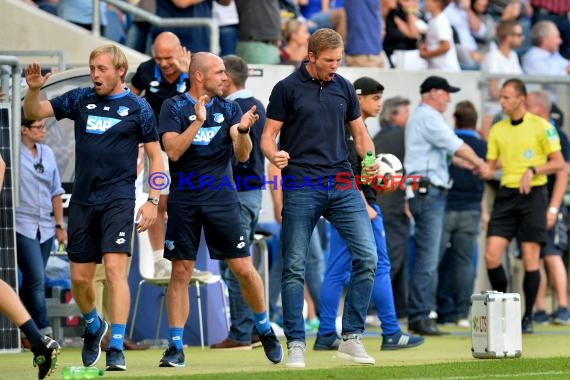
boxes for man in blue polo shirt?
[157,52,282,368]
[23,44,164,371]
[261,28,378,368]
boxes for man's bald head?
[153,32,182,53]
[189,52,221,76]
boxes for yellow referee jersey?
[487,112,561,188]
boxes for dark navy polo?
[130,58,190,119]
[158,93,243,205]
[266,62,359,182]
[232,96,266,191]
[50,87,158,205]
[446,129,487,211]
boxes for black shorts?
[67,199,135,263]
[487,185,548,244]
[164,202,250,261]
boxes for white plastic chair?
[129,229,228,348]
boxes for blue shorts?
[164,202,250,261]
[67,199,135,263]
[541,208,568,257]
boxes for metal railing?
[0,56,21,206]
[92,0,220,54]
[0,50,65,73]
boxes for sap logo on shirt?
[193,126,221,145]
[86,115,121,134]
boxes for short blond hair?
[89,44,129,82]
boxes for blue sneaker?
[381,331,425,350]
[159,345,185,368]
[82,317,108,367]
[106,348,127,371]
[33,335,60,380]
[533,310,550,325]
[553,307,570,325]
[257,327,283,364]
[313,332,341,350]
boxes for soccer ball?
[375,153,403,187]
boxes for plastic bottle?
[61,366,104,379]
[360,151,376,184]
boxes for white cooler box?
[471,291,522,359]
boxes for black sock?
[487,266,507,292]
[523,270,540,319]
[20,319,43,352]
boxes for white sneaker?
[337,334,375,365]
[154,258,172,278]
[192,268,213,282]
[286,341,306,368]
[457,319,471,328]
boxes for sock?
[82,308,101,335]
[20,319,44,352]
[169,327,184,350]
[523,270,540,319]
[254,311,270,335]
[109,324,126,351]
[487,266,507,292]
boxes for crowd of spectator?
[21,0,570,70]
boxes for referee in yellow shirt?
[484,78,566,334]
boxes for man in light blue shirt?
[16,116,66,340]
[404,76,488,336]
[522,20,569,76]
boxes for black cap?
[353,77,384,96]
[420,76,460,94]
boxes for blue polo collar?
[154,64,189,93]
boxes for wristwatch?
[55,223,66,229]
[548,206,559,215]
[528,166,537,175]
[147,197,159,206]
[237,125,250,134]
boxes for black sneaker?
[408,318,449,336]
[159,345,185,367]
[257,327,283,364]
[33,335,60,380]
[106,348,127,371]
[81,317,108,367]
[522,316,533,334]
[313,332,341,350]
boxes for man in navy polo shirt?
[157,52,282,368]
[23,44,164,371]
[261,28,378,368]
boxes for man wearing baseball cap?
[404,76,489,336]
[316,76,424,351]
